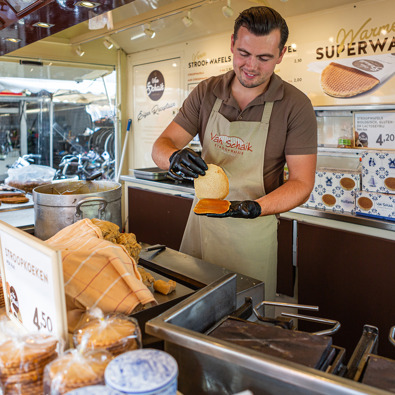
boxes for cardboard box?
[355,190,395,221]
[361,150,395,194]
[303,169,360,214]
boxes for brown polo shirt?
[174,70,317,194]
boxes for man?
[152,6,317,303]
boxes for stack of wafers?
[44,349,112,394]
[73,314,141,356]
[0,334,58,394]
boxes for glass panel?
[0,62,116,182]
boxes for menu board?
[183,32,232,90]
[278,0,395,106]
[354,111,395,149]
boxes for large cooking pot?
[33,180,122,240]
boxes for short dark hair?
[234,7,289,52]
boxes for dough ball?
[194,164,229,200]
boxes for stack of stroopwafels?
[73,314,141,357]
[0,334,58,394]
[0,190,29,206]
[44,349,112,394]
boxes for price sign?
[354,111,395,150]
[0,220,67,341]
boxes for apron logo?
[211,132,253,154]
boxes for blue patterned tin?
[104,349,178,395]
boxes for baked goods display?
[0,334,59,394]
[43,349,112,394]
[73,310,141,356]
[321,62,379,98]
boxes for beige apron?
[180,98,278,302]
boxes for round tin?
[104,349,178,395]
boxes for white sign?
[132,58,181,169]
[0,221,67,341]
[354,111,395,150]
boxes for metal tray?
[133,167,168,181]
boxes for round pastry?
[44,350,111,394]
[384,177,395,191]
[194,164,229,200]
[357,196,373,211]
[322,194,336,207]
[339,177,356,191]
[0,195,29,204]
[0,334,58,395]
[73,316,140,356]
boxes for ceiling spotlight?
[5,37,21,43]
[144,24,156,39]
[182,10,193,28]
[76,1,100,8]
[75,45,85,57]
[103,38,113,50]
[33,22,54,28]
[222,0,233,18]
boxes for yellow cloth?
[46,219,156,315]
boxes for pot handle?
[75,197,108,220]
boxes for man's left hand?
[205,200,261,219]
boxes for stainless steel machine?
[146,274,392,395]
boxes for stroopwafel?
[73,315,141,356]
[321,62,379,98]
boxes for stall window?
[0,60,116,181]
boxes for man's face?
[231,26,286,89]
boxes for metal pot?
[33,180,122,240]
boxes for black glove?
[168,148,208,181]
[207,200,261,219]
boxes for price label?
[354,111,395,150]
[0,221,67,341]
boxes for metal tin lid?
[104,349,178,394]
[65,385,122,394]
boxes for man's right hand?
[168,148,208,181]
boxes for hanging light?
[75,45,85,57]
[182,10,193,28]
[222,0,234,18]
[144,24,156,38]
